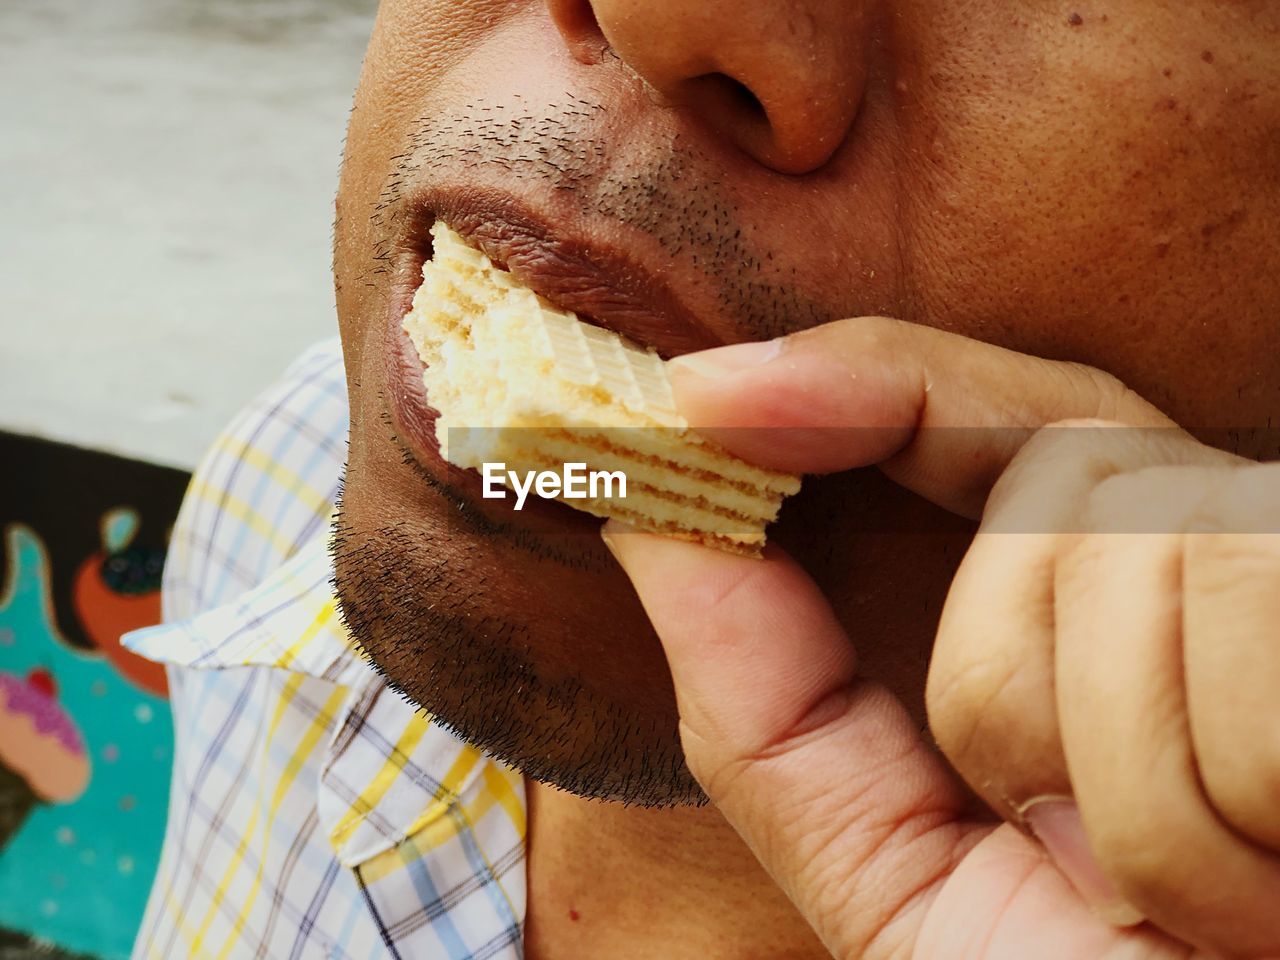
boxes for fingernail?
[668,338,785,379]
[1022,797,1145,927]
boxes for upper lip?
[392,187,723,358]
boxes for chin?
[329,433,706,807]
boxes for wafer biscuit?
[402,220,801,555]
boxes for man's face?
[331,0,1280,805]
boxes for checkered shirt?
[124,339,527,960]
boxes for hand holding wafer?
[605,317,1280,959]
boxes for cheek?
[893,6,1280,426]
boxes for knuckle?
[837,314,901,337]
[1059,361,1126,413]
[1054,529,1110,585]
[1218,461,1280,504]
[1082,470,1155,532]
[684,745,745,807]
[1011,418,1125,481]
[1053,361,1151,425]
[1185,529,1280,589]
[816,315,901,353]
[1083,464,1225,535]
[1185,465,1280,536]
[679,718,771,813]
[1201,744,1280,841]
[1088,815,1185,909]
[926,647,1037,775]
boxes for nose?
[548,0,874,175]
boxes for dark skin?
[331,2,1280,956]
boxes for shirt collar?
[123,529,363,685]
[124,532,527,875]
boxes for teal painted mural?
[0,524,173,959]
[0,432,190,959]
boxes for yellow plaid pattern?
[125,340,527,960]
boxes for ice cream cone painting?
[0,667,90,850]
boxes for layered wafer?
[402,220,802,555]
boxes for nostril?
[679,72,770,138]
[705,74,766,122]
[555,0,863,174]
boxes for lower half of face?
[330,1,1280,805]
[332,467,696,804]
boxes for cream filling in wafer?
[402,220,802,555]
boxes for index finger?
[668,317,1176,517]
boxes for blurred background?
[2,0,373,468]
[0,0,375,955]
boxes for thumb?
[668,317,1176,518]
[601,521,983,959]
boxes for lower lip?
[382,263,604,535]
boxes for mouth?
[389,188,721,358]
[383,187,722,533]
